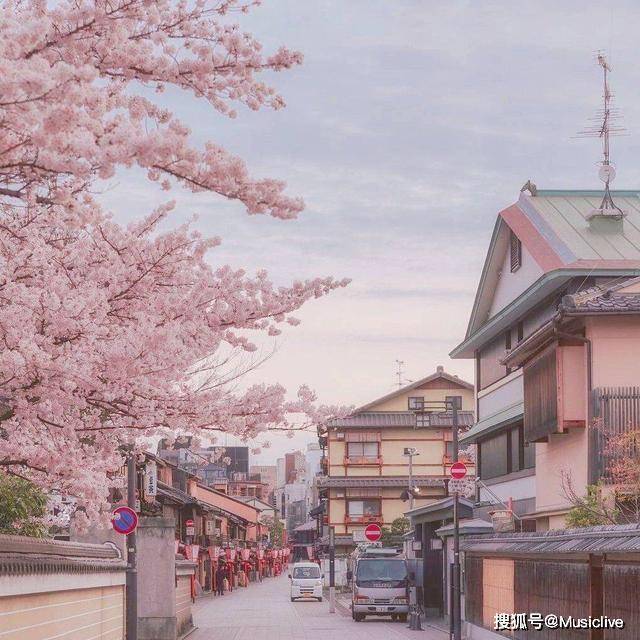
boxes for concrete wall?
[137,517,178,640]
[588,316,640,386]
[0,535,126,640]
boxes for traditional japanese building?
[451,188,640,530]
[317,366,474,548]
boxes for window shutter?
[510,230,522,272]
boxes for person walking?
[215,561,226,596]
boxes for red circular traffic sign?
[185,519,194,527]
[450,461,468,480]
[364,523,382,542]
[112,506,138,535]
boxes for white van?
[289,562,323,602]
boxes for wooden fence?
[592,386,640,482]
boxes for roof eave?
[450,267,640,359]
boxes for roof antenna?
[577,52,626,220]
[394,359,412,390]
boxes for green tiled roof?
[460,402,524,444]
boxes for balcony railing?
[345,514,381,525]
[343,456,383,466]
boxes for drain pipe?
[552,316,594,484]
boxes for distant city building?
[249,465,277,504]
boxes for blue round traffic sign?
[112,506,138,535]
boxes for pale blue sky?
[106,0,640,462]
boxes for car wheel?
[318,597,323,602]
[398,614,408,623]
[354,613,364,622]
[391,614,398,621]
[290,597,295,602]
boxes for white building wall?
[477,372,523,420]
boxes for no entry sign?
[364,523,382,542]
[112,506,138,535]
[450,461,468,480]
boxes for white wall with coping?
[0,569,125,597]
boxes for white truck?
[347,547,410,623]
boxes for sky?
[105,0,640,464]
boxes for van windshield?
[293,566,320,579]
[355,559,407,588]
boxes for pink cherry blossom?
[0,0,350,524]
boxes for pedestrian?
[215,561,226,596]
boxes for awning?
[460,402,524,445]
[309,504,325,517]
[405,496,474,523]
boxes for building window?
[408,396,424,410]
[445,395,462,410]
[445,441,454,459]
[517,321,524,343]
[347,499,381,517]
[478,432,509,479]
[346,441,378,461]
[510,230,522,272]
[478,422,534,480]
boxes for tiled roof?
[327,410,475,429]
[561,276,640,314]
[316,476,445,488]
[354,368,473,413]
[461,523,640,555]
[293,520,316,532]
[157,481,197,506]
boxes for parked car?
[289,562,323,602]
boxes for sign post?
[126,453,138,640]
[449,401,462,640]
[328,526,336,613]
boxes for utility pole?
[403,447,419,510]
[450,399,462,640]
[328,526,336,613]
[126,453,138,640]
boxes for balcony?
[345,514,381,525]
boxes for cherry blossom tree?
[0,0,348,525]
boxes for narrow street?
[190,574,448,640]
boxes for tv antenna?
[576,52,625,218]
[394,359,412,389]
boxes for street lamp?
[403,447,420,510]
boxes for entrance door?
[421,523,443,616]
